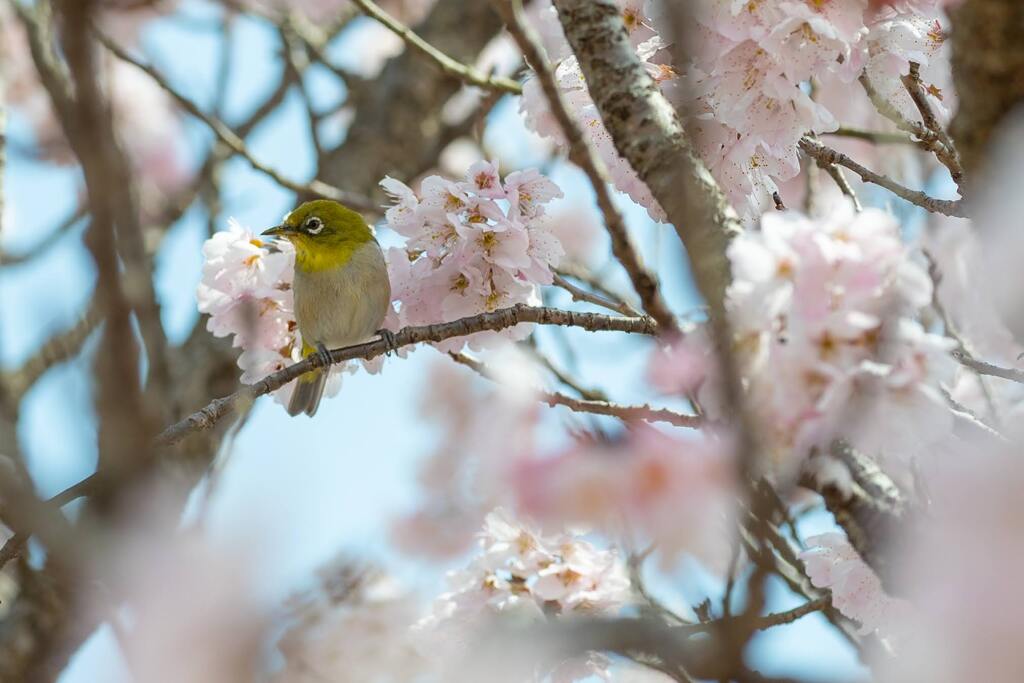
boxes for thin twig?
[350,0,522,94]
[495,0,678,335]
[824,126,916,145]
[901,62,963,187]
[95,31,377,213]
[552,272,641,317]
[950,349,1024,384]
[799,137,966,217]
[449,351,700,428]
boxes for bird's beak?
[261,225,286,237]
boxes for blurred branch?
[950,349,1024,384]
[949,0,1024,175]
[449,351,701,428]
[798,137,966,217]
[351,0,521,94]
[824,127,915,145]
[1,299,102,404]
[551,273,641,317]
[158,305,658,445]
[320,0,504,196]
[95,31,378,213]
[495,0,678,334]
[0,205,87,266]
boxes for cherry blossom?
[418,508,630,679]
[723,199,954,473]
[800,532,912,637]
[381,164,564,352]
[196,220,346,408]
[516,424,736,572]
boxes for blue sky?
[0,2,869,680]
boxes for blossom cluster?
[196,220,344,407]
[724,199,955,473]
[418,508,630,680]
[519,0,950,219]
[800,532,911,637]
[381,161,565,351]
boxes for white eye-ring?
[305,216,324,234]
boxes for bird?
[262,199,392,417]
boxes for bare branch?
[2,300,102,403]
[824,127,916,145]
[352,0,521,94]
[95,31,377,214]
[901,62,964,187]
[799,137,967,217]
[551,273,642,317]
[950,349,1024,384]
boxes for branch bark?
[949,0,1024,176]
[159,305,658,445]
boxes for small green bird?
[262,199,392,417]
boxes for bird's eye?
[305,216,323,234]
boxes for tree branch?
[159,305,658,445]
[449,351,700,428]
[95,31,377,213]
[798,137,967,217]
[352,0,521,94]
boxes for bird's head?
[262,200,374,271]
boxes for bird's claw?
[315,342,333,367]
[378,329,398,356]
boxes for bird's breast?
[293,240,391,349]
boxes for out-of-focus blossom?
[92,496,266,683]
[419,508,630,680]
[516,424,736,572]
[392,352,540,558]
[879,443,1024,681]
[724,198,954,474]
[197,220,346,407]
[800,532,912,637]
[381,164,564,351]
[274,565,428,683]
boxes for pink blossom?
[380,165,564,352]
[726,199,954,472]
[800,532,912,637]
[197,220,350,409]
[516,424,737,572]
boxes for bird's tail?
[287,344,328,417]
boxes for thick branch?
[949,0,1024,175]
[159,305,658,444]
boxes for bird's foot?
[377,329,398,356]
[315,342,333,367]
